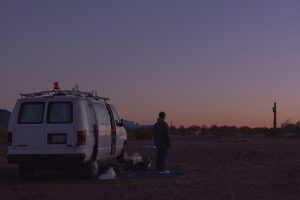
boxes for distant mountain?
[123,120,152,130]
[0,109,11,129]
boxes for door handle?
[17,144,27,147]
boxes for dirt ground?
[1,135,300,200]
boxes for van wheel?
[18,164,34,180]
[117,144,127,164]
[87,160,99,178]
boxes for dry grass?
[0,135,300,200]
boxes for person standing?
[153,111,171,173]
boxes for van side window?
[93,103,110,125]
[47,102,73,123]
[110,106,120,122]
[87,103,96,124]
[18,102,45,124]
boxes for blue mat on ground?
[121,170,184,179]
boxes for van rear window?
[47,102,73,123]
[18,102,45,124]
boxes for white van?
[7,84,127,178]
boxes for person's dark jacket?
[153,118,170,149]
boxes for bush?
[170,126,179,135]
[132,128,153,140]
[239,126,252,137]
[268,120,300,138]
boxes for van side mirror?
[118,119,124,127]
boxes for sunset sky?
[1,0,300,127]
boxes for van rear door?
[44,100,75,154]
[14,101,45,154]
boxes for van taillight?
[77,131,86,145]
[8,132,12,146]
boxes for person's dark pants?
[156,148,168,172]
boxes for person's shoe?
[159,170,170,174]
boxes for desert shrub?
[219,126,238,135]
[269,128,284,137]
[239,126,252,137]
[177,125,187,135]
[209,125,219,135]
[175,125,241,136]
[253,127,269,135]
[170,126,179,135]
[133,128,153,140]
[283,121,300,132]
[200,125,209,135]
[207,125,238,136]
[187,125,201,132]
[268,120,300,138]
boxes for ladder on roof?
[20,90,109,101]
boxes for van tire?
[117,143,127,164]
[87,160,99,178]
[18,164,34,180]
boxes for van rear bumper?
[7,154,86,167]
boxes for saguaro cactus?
[272,102,277,129]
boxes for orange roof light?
[53,82,60,90]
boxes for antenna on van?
[91,89,98,97]
[72,84,79,91]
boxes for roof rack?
[20,90,109,101]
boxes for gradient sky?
[1,0,300,127]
